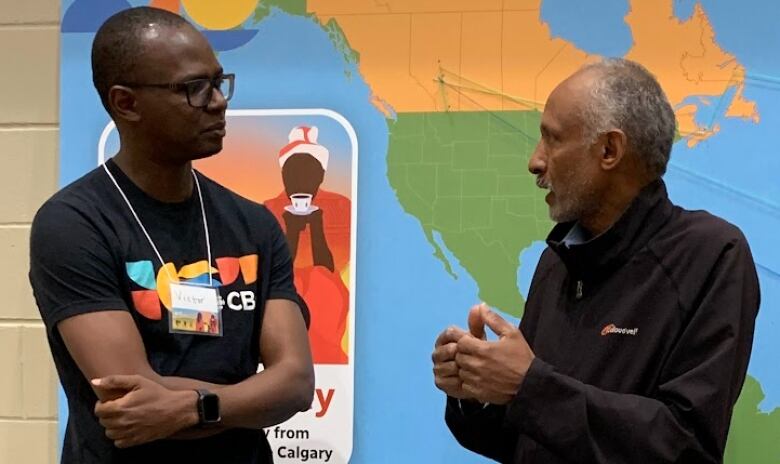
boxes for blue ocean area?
[540,0,632,57]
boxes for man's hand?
[456,304,535,405]
[468,303,487,340]
[432,325,471,399]
[93,375,199,448]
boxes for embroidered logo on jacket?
[601,323,639,336]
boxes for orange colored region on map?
[625,1,759,144]
[308,0,759,146]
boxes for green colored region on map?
[387,111,552,317]
[253,0,309,24]
[322,18,360,70]
[253,1,358,75]
[725,375,780,463]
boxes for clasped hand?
[432,303,535,405]
[92,375,198,448]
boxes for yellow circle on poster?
[181,0,259,30]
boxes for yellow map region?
[308,0,759,147]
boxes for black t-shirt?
[29,159,299,463]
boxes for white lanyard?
[102,162,213,286]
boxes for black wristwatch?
[195,389,221,426]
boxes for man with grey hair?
[432,58,759,463]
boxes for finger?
[457,333,489,356]
[434,375,463,396]
[435,326,467,347]
[92,374,142,392]
[455,351,482,371]
[98,414,129,429]
[104,426,131,441]
[447,389,472,400]
[114,438,138,449]
[434,374,461,388]
[94,400,122,418]
[432,360,459,377]
[99,414,128,430]
[461,382,483,402]
[467,304,486,340]
[457,366,481,384]
[480,304,516,337]
[431,342,458,363]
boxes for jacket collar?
[546,179,674,281]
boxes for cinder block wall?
[0,1,61,462]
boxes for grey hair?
[579,58,676,177]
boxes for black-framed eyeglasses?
[120,73,235,108]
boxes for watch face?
[202,393,221,422]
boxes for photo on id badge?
[99,109,358,463]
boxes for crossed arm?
[58,298,314,448]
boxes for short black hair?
[91,6,192,114]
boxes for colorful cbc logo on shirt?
[125,254,258,320]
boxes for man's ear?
[599,129,627,171]
[108,85,141,123]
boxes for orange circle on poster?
[181,0,259,30]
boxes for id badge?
[169,282,222,337]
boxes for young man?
[29,7,313,463]
[433,58,760,463]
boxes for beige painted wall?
[0,0,61,462]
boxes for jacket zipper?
[576,280,584,300]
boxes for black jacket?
[446,180,760,463]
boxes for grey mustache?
[536,177,550,189]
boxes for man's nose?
[528,142,546,175]
[208,86,228,113]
